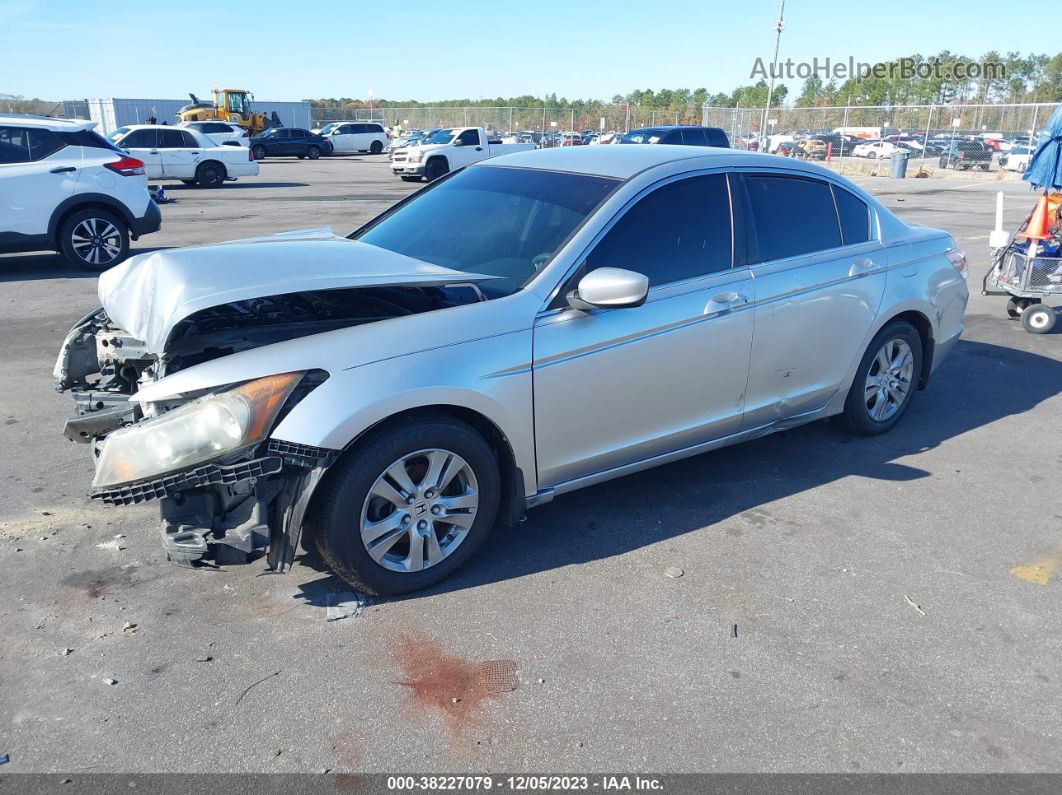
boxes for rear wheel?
[308,415,500,595]
[1022,304,1056,334]
[59,208,129,272]
[840,321,923,436]
[195,161,225,188]
[307,145,321,160]
[251,144,266,160]
[370,140,383,154]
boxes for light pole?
[761,0,786,140]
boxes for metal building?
[73,97,311,135]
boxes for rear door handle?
[50,166,76,174]
[705,291,749,314]
[849,258,878,277]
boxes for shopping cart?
[983,244,1062,333]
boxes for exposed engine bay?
[55,283,484,568]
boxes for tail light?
[104,156,145,176]
[241,130,249,138]
[386,132,391,140]
[946,248,969,279]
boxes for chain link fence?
[311,105,703,137]
[703,101,1058,179]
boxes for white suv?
[0,115,160,271]
[179,120,249,147]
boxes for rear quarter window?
[832,186,871,245]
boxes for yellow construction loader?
[177,89,269,136]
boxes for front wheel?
[59,208,129,272]
[840,321,923,436]
[307,145,321,160]
[251,145,266,160]
[425,158,448,182]
[308,415,501,595]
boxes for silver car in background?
[55,146,968,595]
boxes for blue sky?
[1,0,1054,102]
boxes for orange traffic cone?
[1022,195,1052,241]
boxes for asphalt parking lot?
[1,155,1060,774]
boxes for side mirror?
[567,267,649,311]
[453,139,464,147]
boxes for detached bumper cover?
[91,456,284,506]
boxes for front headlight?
[407,150,423,162]
[92,372,302,489]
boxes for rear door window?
[680,128,708,146]
[743,174,842,262]
[586,174,733,286]
[158,129,187,148]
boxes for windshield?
[424,128,458,145]
[106,127,130,143]
[353,166,619,294]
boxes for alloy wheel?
[864,339,914,422]
[70,218,122,266]
[359,448,479,573]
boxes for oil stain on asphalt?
[392,632,518,736]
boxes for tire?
[251,145,266,160]
[400,175,423,182]
[1022,304,1056,334]
[840,321,923,436]
[58,208,129,272]
[425,158,448,182]
[308,415,501,595]
[980,163,990,171]
[307,145,321,160]
[195,161,226,188]
[1006,297,1023,318]
[370,140,383,154]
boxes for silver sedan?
[57,145,969,595]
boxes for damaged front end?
[55,279,485,570]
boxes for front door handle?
[475,146,483,151]
[49,166,76,174]
[705,292,749,314]
[849,258,878,277]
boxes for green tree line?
[308,50,1061,111]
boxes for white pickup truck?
[390,127,535,181]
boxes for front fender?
[272,329,537,496]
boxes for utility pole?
[761,0,786,142]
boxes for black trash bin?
[890,150,909,178]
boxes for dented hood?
[98,228,492,354]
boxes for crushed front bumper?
[88,439,339,569]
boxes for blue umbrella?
[1023,103,1062,192]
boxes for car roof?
[483,145,835,180]
[0,113,96,132]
